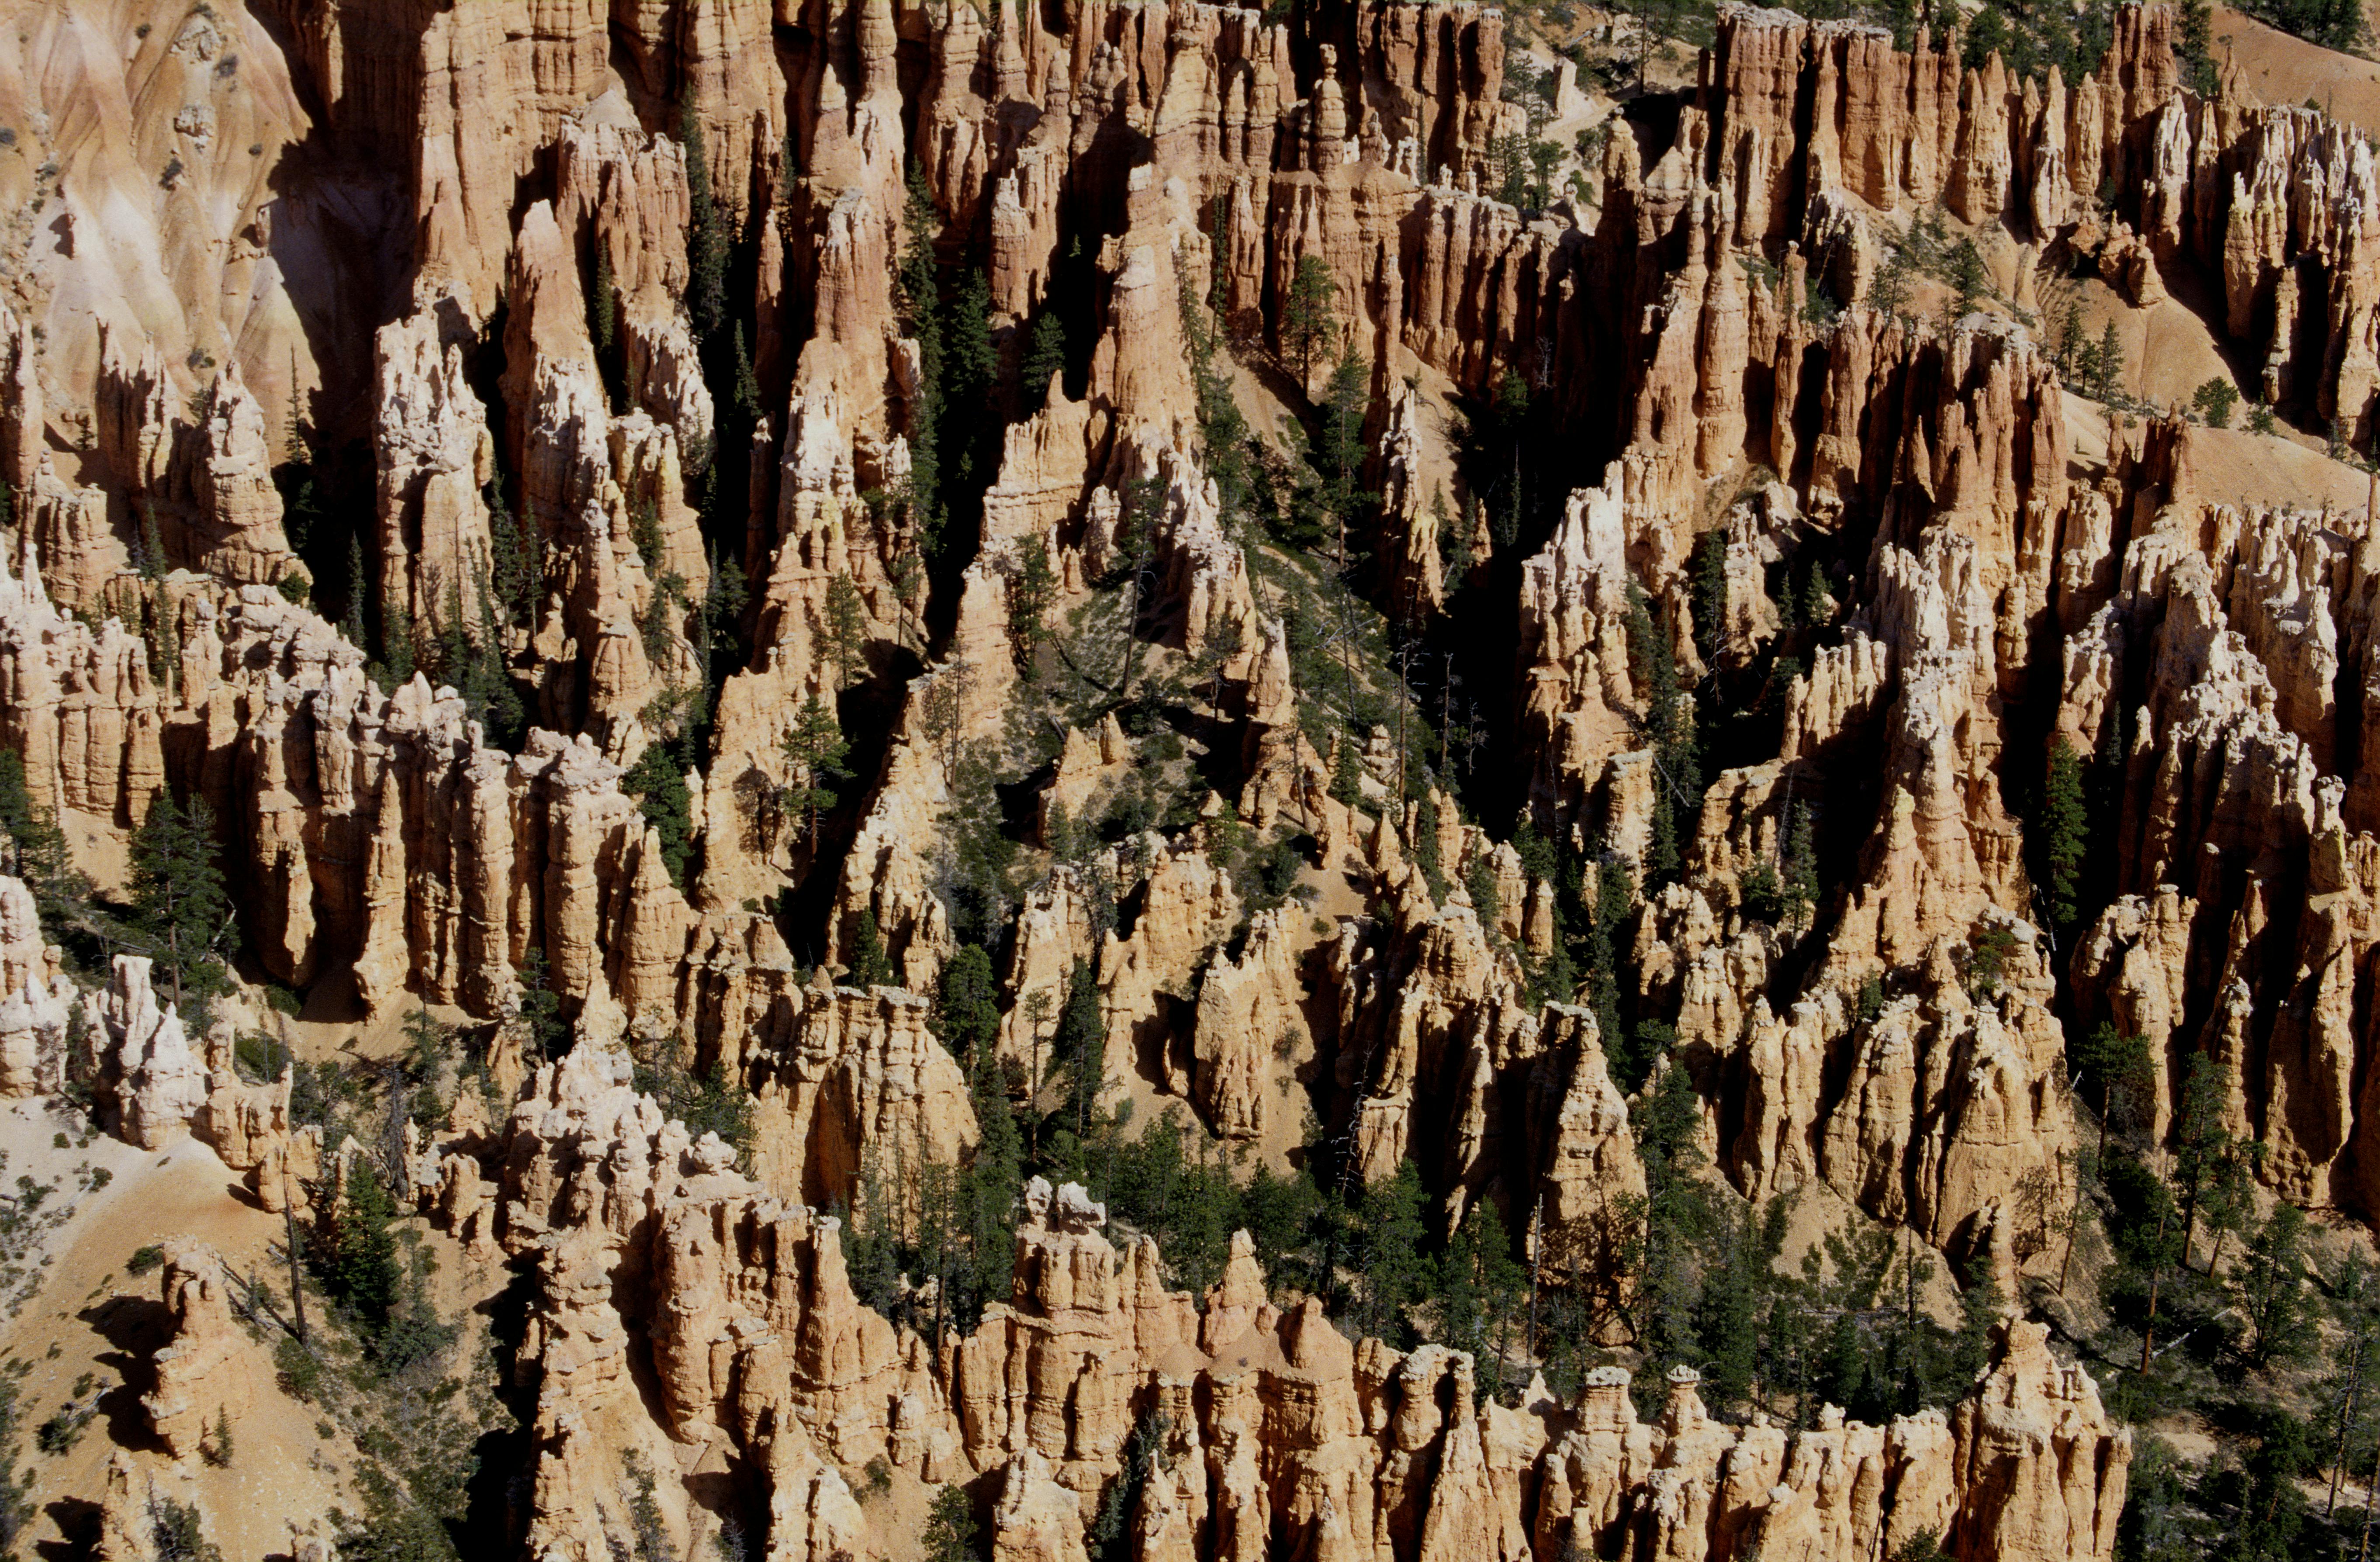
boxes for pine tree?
[517,947,566,1061]
[2095,318,2123,404]
[1316,348,1372,532]
[380,593,416,684]
[944,945,1019,1316]
[1357,1160,1429,1346]
[1412,792,1447,902]
[130,792,229,1014]
[936,944,1001,1063]
[1584,857,1633,1086]
[780,692,851,846]
[1693,1203,1769,1410]
[921,1486,977,1562]
[898,166,945,540]
[329,1156,402,1330]
[619,744,694,889]
[1329,734,1365,808]
[1689,529,1729,667]
[943,269,998,498]
[809,575,864,691]
[731,322,761,423]
[0,747,77,923]
[1056,958,1104,1139]
[2192,376,2241,429]
[2177,0,2217,92]
[342,533,369,647]
[1006,538,1056,669]
[1021,309,1067,411]
[1948,236,1988,317]
[2038,738,2089,941]
[847,909,895,988]
[680,87,726,339]
[1782,802,1819,931]
[591,249,616,354]
[1626,586,1698,889]
[1280,255,1337,386]
[2235,1204,2318,1370]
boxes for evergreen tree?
[731,321,762,424]
[1021,309,1068,410]
[1055,958,1104,1139]
[488,487,543,627]
[1006,538,1056,669]
[2235,1204,2318,1372]
[921,1485,977,1562]
[898,166,946,544]
[619,743,695,889]
[2192,376,2241,429]
[516,946,566,1061]
[591,249,616,354]
[2095,318,2123,404]
[847,909,895,988]
[1090,1410,1168,1562]
[1280,255,1338,386]
[2172,1051,2231,1264]
[1693,1202,1775,1410]
[943,945,1019,1320]
[381,597,416,685]
[2038,737,2089,941]
[1781,802,1819,931]
[1948,236,1989,317]
[680,87,727,339]
[1315,348,1372,535]
[826,573,867,688]
[779,692,851,846]
[942,268,999,508]
[1584,857,1633,1087]
[1412,792,1447,902]
[1356,1160,1429,1346]
[1625,586,1698,889]
[1440,1203,1528,1398]
[936,944,1001,1064]
[1689,528,1729,667]
[328,1156,402,1330]
[1329,734,1365,808]
[0,747,77,923]
[130,792,230,1013]
[342,533,370,650]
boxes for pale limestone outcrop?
[744,974,982,1223]
[1189,908,1310,1141]
[89,956,208,1151]
[1949,1320,2131,1562]
[141,1247,249,1463]
[0,873,67,1097]
[372,290,496,635]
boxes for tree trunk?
[2338,1327,2371,1516]
[282,1176,309,1345]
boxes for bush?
[127,1244,165,1276]
[275,1334,321,1401]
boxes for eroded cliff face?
[0,0,2363,1555]
[399,1042,2125,1562]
